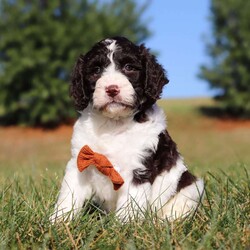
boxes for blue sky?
[140,0,214,98]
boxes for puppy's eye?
[124,64,135,72]
[93,66,102,75]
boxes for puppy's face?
[71,37,169,120]
[89,38,142,119]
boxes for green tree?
[200,0,250,117]
[0,0,150,126]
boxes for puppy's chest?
[90,127,151,173]
[74,120,160,174]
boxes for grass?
[0,98,250,249]
[1,171,249,249]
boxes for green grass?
[0,98,250,249]
[0,171,249,249]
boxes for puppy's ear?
[140,45,169,103]
[70,55,90,111]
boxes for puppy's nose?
[105,85,120,97]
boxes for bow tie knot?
[77,145,124,190]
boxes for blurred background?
[0,0,249,178]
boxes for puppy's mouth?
[96,101,135,119]
[101,101,133,111]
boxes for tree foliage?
[200,0,250,117]
[0,0,150,126]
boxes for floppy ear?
[140,45,169,104]
[70,55,90,111]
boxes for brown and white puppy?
[51,37,204,222]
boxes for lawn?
[0,98,249,249]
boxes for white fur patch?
[150,158,187,210]
[106,40,116,71]
[93,72,135,118]
[92,40,136,119]
[159,178,204,221]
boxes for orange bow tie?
[77,145,124,190]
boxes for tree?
[200,0,250,117]
[0,0,150,126]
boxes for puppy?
[51,37,204,222]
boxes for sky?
[140,0,215,98]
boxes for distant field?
[0,98,249,249]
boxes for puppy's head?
[70,37,169,120]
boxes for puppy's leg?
[150,159,204,221]
[116,182,151,222]
[160,178,204,221]
[150,159,187,218]
[50,159,92,222]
